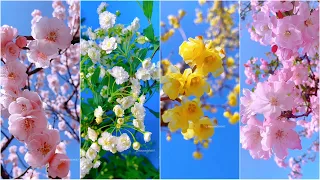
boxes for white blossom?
[98,132,117,153]
[108,66,129,85]
[99,11,116,30]
[113,105,124,117]
[116,133,131,152]
[144,132,152,142]
[100,37,117,54]
[87,47,101,64]
[94,106,104,118]
[87,127,98,142]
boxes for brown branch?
[14,166,31,179]
[1,135,14,153]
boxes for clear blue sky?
[160,1,239,178]
[1,1,80,179]
[239,11,319,179]
[81,1,160,169]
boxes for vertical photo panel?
[239,1,319,179]
[160,1,240,178]
[1,0,80,179]
[80,1,160,179]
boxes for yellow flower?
[223,111,232,118]
[195,48,224,77]
[226,57,235,67]
[178,9,186,18]
[229,112,240,124]
[162,106,189,132]
[162,65,187,100]
[179,36,205,65]
[181,98,203,124]
[227,91,237,106]
[233,84,240,94]
[193,151,203,160]
[198,0,206,6]
[168,15,180,28]
[184,68,210,97]
[193,117,214,141]
[182,128,195,140]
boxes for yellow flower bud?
[193,151,203,160]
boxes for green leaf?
[145,106,159,118]
[143,24,154,41]
[91,67,100,86]
[142,0,153,21]
[81,102,93,117]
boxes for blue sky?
[160,1,239,178]
[239,10,319,179]
[81,1,160,169]
[1,1,80,179]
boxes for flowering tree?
[1,0,80,178]
[160,0,239,159]
[80,1,159,178]
[240,1,319,178]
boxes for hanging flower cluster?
[240,1,319,178]
[1,0,80,178]
[80,2,159,178]
[160,0,239,159]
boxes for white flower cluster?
[81,125,152,178]
[81,40,101,64]
[99,11,116,30]
[107,66,129,85]
[122,17,140,34]
[136,58,160,81]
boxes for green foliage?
[84,154,159,179]
[143,0,153,22]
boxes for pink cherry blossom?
[27,40,57,68]
[31,17,72,55]
[48,153,70,178]
[15,36,28,48]
[240,117,271,160]
[25,129,60,168]
[274,16,303,50]
[4,42,20,61]
[0,61,27,88]
[0,25,18,55]
[0,84,22,108]
[8,110,47,142]
[262,119,302,159]
[251,81,295,119]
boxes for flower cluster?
[1,1,80,178]
[0,19,72,179]
[80,2,159,178]
[240,1,319,178]
[160,1,239,159]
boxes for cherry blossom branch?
[14,166,31,179]
[1,135,14,153]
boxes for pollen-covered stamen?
[23,118,35,131]
[188,103,197,113]
[8,72,16,80]
[204,55,215,65]
[38,52,47,60]
[37,142,52,156]
[304,18,313,27]
[21,104,27,111]
[284,30,291,36]
[46,31,58,42]
[275,129,286,139]
[269,97,279,106]
[191,77,200,86]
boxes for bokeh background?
[160,1,239,178]
[239,4,319,179]
[1,1,80,179]
[81,1,160,170]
